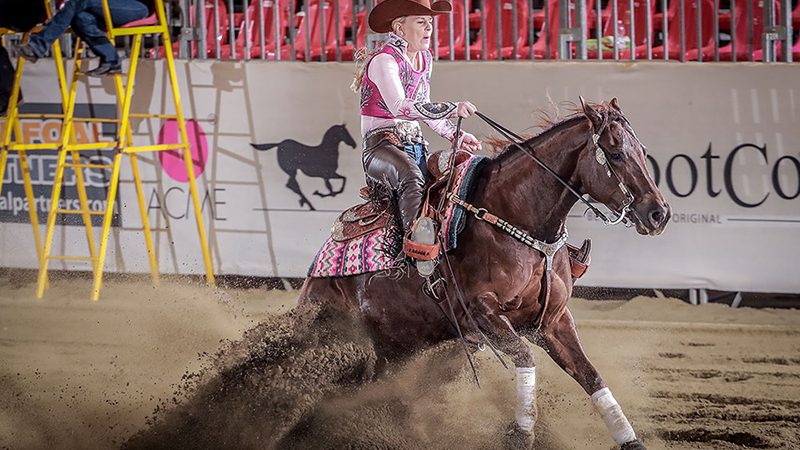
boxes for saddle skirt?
[308,151,488,278]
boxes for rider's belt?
[363,122,425,150]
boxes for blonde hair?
[350,17,409,93]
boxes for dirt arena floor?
[1,273,798,449]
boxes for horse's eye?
[609,153,623,161]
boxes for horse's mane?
[487,100,620,162]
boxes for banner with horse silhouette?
[0,60,797,293]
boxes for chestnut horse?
[298,99,671,449]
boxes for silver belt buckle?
[395,121,421,144]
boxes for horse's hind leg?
[533,309,645,450]
[286,174,315,210]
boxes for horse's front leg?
[471,293,537,446]
[533,308,645,450]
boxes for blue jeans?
[404,142,429,179]
[30,0,149,64]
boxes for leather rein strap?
[448,194,568,273]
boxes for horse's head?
[333,123,357,149]
[577,98,671,236]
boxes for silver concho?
[342,210,358,222]
[438,150,452,174]
[331,220,345,241]
[595,147,607,165]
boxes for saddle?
[330,194,394,242]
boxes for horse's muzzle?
[644,202,671,236]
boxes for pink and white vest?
[360,36,432,119]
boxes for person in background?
[19,0,154,77]
[0,0,47,114]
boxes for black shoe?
[84,61,122,78]
[18,43,39,63]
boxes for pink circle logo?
[157,119,208,182]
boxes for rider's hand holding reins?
[460,132,482,152]
[456,101,477,118]
[455,102,481,152]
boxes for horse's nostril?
[649,209,663,226]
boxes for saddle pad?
[441,154,489,251]
[307,226,401,278]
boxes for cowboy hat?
[368,0,452,34]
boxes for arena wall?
[1,61,798,292]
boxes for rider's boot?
[402,209,440,277]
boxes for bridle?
[474,111,635,226]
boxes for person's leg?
[0,45,14,114]
[72,11,119,65]
[24,0,91,58]
[362,141,425,233]
[23,0,149,65]
[74,1,149,76]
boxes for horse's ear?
[610,97,622,112]
[579,96,603,131]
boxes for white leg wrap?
[515,367,537,432]
[591,387,637,445]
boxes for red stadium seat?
[220,0,290,59]
[274,2,337,60]
[517,0,561,59]
[587,0,657,59]
[435,0,467,59]
[652,0,715,60]
[456,0,529,59]
[793,0,800,28]
[153,1,229,58]
[336,10,366,61]
[714,0,779,61]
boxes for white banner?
[1,60,798,293]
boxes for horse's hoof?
[620,438,647,450]
[504,423,534,450]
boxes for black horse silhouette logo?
[251,124,357,210]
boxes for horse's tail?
[250,142,280,151]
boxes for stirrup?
[402,214,441,261]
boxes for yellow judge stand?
[33,0,215,300]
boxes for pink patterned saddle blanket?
[307,153,489,278]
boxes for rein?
[474,111,634,226]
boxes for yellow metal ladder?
[36,0,215,300]
[0,2,73,288]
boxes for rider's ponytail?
[350,48,372,93]
[351,19,406,93]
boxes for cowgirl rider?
[353,0,482,264]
